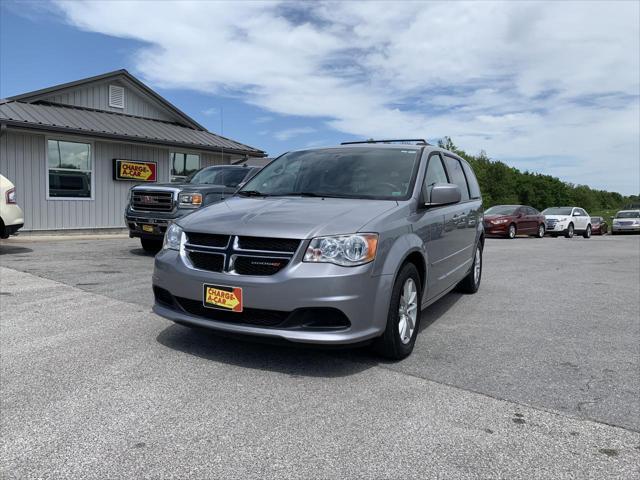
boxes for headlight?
[304,233,378,266]
[6,187,16,204]
[163,223,184,250]
[491,219,509,224]
[179,193,203,208]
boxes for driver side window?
[423,154,448,200]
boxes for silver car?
[152,140,484,359]
[611,209,640,234]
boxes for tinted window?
[423,153,448,199]
[461,161,481,199]
[189,167,251,187]
[47,139,92,198]
[241,148,419,200]
[443,156,470,201]
[527,207,539,215]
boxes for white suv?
[0,174,24,238]
[542,206,592,238]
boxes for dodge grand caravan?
[152,140,484,359]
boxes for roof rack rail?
[340,139,430,146]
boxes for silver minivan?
[152,140,484,359]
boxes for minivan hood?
[178,196,399,239]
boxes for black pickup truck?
[125,165,261,252]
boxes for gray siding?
[42,80,176,122]
[0,130,239,231]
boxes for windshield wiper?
[274,192,322,197]
[236,190,267,197]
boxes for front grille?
[188,251,224,272]
[237,236,300,253]
[186,232,229,248]
[132,190,174,212]
[233,256,289,276]
[175,297,289,327]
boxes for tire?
[565,223,574,238]
[583,224,592,239]
[536,224,545,238]
[507,223,517,239]
[373,263,422,360]
[141,238,163,254]
[457,242,483,294]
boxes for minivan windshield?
[543,207,573,215]
[485,205,518,215]
[616,211,640,218]
[238,148,420,200]
[189,167,250,187]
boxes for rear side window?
[443,156,470,201]
[461,161,481,199]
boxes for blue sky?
[1,1,638,194]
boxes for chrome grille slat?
[132,190,174,212]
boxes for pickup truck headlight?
[163,224,184,250]
[304,233,378,266]
[179,193,203,208]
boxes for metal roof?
[0,101,264,156]
[6,69,206,131]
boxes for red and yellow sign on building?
[113,159,157,182]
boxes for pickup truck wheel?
[565,223,574,238]
[141,238,163,254]
[373,263,422,360]
[583,225,592,238]
[457,243,482,294]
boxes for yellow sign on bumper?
[203,284,243,312]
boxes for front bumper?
[125,207,194,239]
[484,222,509,236]
[152,248,393,345]
[545,223,568,234]
[612,224,640,232]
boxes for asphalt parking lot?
[1,234,639,478]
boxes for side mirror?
[426,183,461,207]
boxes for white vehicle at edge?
[542,206,592,238]
[0,174,24,239]
[611,209,640,234]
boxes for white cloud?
[274,127,316,141]
[55,0,640,193]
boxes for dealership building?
[0,70,265,232]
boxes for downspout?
[0,122,7,138]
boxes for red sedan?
[484,205,546,239]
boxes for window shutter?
[109,85,125,108]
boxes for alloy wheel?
[473,246,482,285]
[398,278,418,345]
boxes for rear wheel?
[141,238,163,254]
[457,243,482,294]
[507,223,517,239]
[565,223,574,238]
[536,224,545,238]
[583,224,592,238]
[373,263,422,360]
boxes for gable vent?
[109,85,125,108]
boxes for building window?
[47,139,92,199]
[170,152,200,182]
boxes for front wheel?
[507,223,517,239]
[373,263,422,360]
[141,238,163,254]
[536,224,545,238]
[565,223,574,238]
[583,225,592,238]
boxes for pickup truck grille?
[184,233,301,276]
[131,190,174,212]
